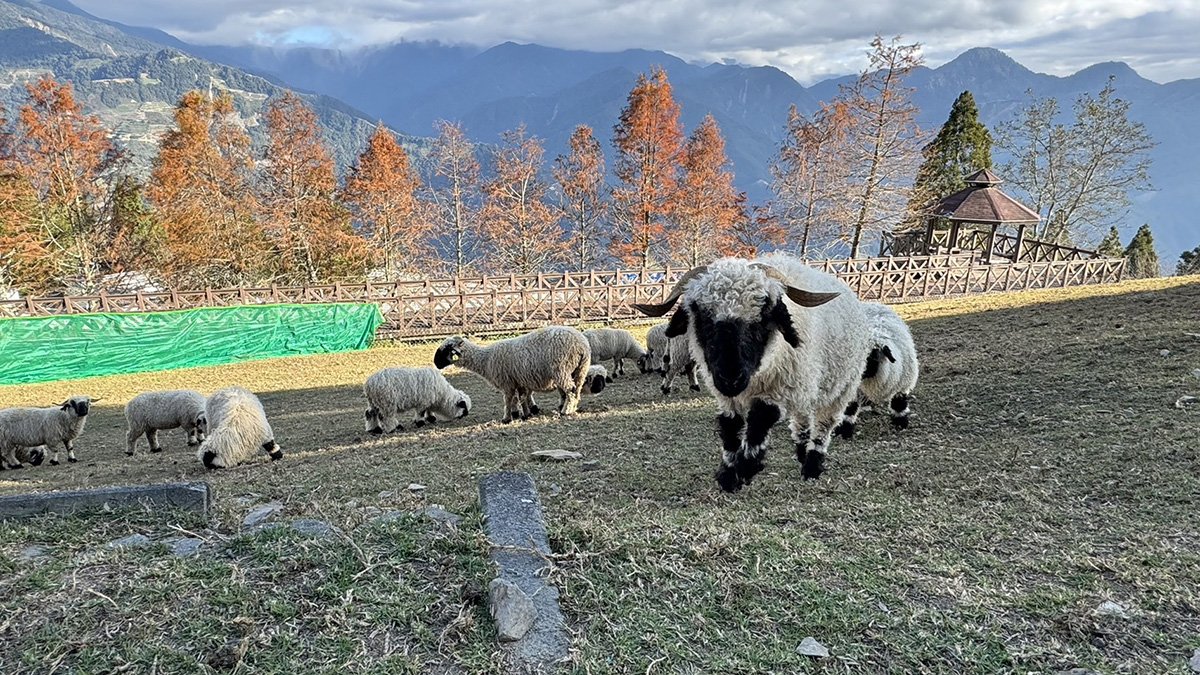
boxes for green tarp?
[0,303,384,385]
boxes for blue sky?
[71,0,1200,84]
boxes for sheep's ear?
[881,345,896,363]
[665,307,689,338]
[767,298,801,348]
[59,401,70,411]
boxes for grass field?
[1,276,1198,674]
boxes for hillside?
[0,0,429,174]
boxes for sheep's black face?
[63,399,90,416]
[589,374,607,394]
[195,413,208,434]
[636,354,651,374]
[686,297,799,398]
[364,408,384,435]
[434,343,459,369]
[455,399,469,418]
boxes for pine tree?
[669,114,745,266]
[1175,245,1200,276]
[611,67,684,268]
[261,92,367,283]
[1123,224,1159,279]
[480,126,565,274]
[148,91,268,287]
[341,125,429,279]
[906,90,992,226]
[1096,226,1124,257]
[553,125,608,272]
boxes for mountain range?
[1,0,1195,264]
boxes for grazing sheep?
[197,387,281,469]
[434,326,590,423]
[363,366,472,435]
[834,302,919,438]
[124,390,208,455]
[0,396,93,468]
[523,364,607,415]
[634,252,870,491]
[638,323,670,375]
[584,328,647,378]
[660,334,701,395]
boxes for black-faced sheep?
[0,396,93,468]
[834,302,919,438]
[124,390,208,455]
[363,366,471,434]
[635,252,870,491]
[434,326,591,423]
[583,328,647,378]
[197,387,281,469]
[659,334,701,395]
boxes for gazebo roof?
[931,170,1041,225]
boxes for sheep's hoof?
[660,386,671,395]
[67,457,78,463]
[528,405,541,416]
[833,421,856,440]
[414,419,426,428]
[605,376,614,383]
[689,384,701,392]
[735,456,765,485]
[715,465,743,493]
[7,463,23,470]
[801,452,825,480]
[49,459,60,466]
[368,428,383,436]
[890,415,910,430]
[125,450,135,457]
[186,441,198,447]
[501,417,514,424]
[150,447,163,453]
[269,450,283,461]
[30,451,45,466]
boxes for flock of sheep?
[0,251,920,492]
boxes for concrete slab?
[0,482,210,520]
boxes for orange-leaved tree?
[669,114,746,267]
[553,125,608,272]
[770,101,856,255]
[261,92,367,283]
[611,66,683,268]
[341,125,429,280]
[148,91,267,287]
[13,76,119,288]
[424,120,482,276]
[480,126,565,274]
[0,101,53,293]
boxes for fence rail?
[0,252,1126,338]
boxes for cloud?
[70,0,1200,83]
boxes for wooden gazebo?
[922,169,1041,262]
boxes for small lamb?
[584,328,647,378]
[124,390,208,455]
[835,302,919,437]
[0,396,93,468]
[363,366,472,434]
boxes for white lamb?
[124,390,208,455]
[363,366,472,434]
[637,323,670,375]
[835,302,919,438]
[583,328,647,378]
[634,252,870,491]
[197,387,281,469]
[434,326,591,423]
[0,396,94,468]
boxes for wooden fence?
[0,251,1126,339]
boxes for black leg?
[833,400,860,440]
[714,412,745,493]
[890,393,911,430]
[738,400,780,485]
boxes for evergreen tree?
[1176,245,1200,276]
[906,90,992,226]
[1096,226,1124,257]
[1123,224,1159,279]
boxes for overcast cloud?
[70,0,1200,83]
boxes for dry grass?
[1,276,1198,674]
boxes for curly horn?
[750,263,841,308]
[633,265,709,317]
